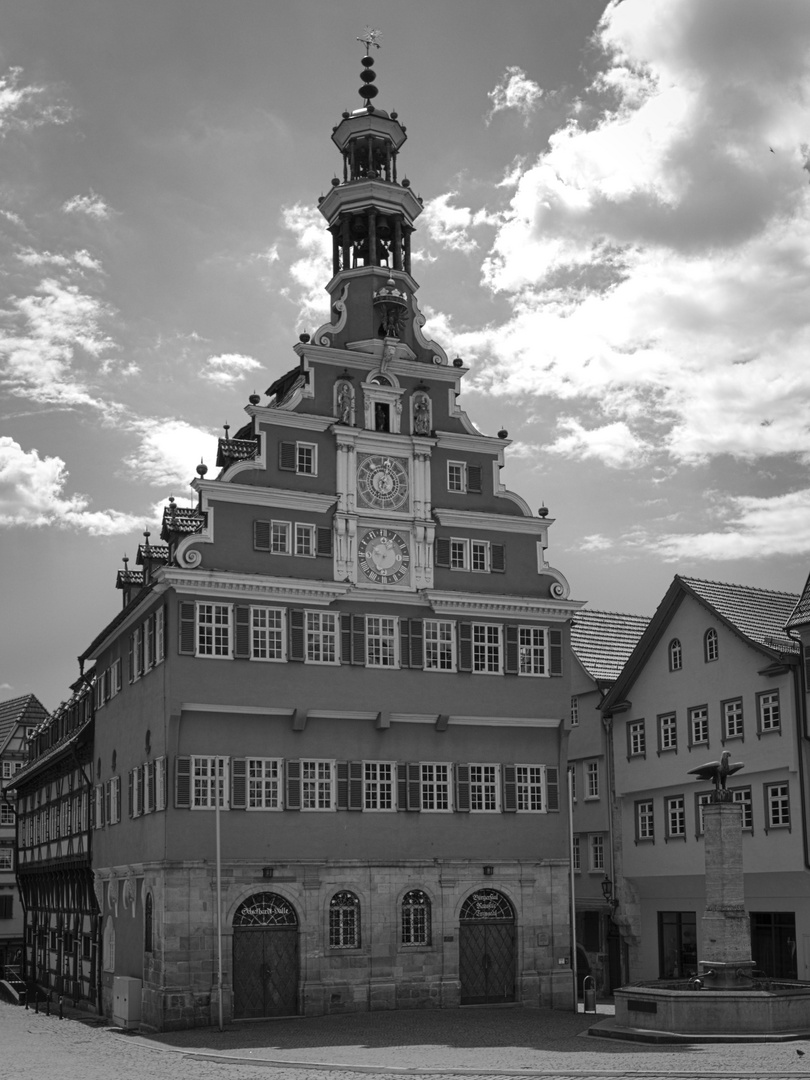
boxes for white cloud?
[0,278,114,406]
[546,417,649,468]
[0,437,146,535]
[434,0,810,478]
[0,66,72,135]
[277,203,332,329]
[203,352,262,387]
[487,66,544,125]
[124,419,218,489]
[420,194,496,254]
[62,192,112,220]
[17,248,103,272]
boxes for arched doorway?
[459,889,516,1005]
[232,893,299,1019]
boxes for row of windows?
[174,756,560,814]
[572,833,606,873]
[570,760,600,801]
[253,520,333,558]
[18,791,90,848]
[96,608,165,710]
[627,691,781,758]
[435,537,505,574]
[88,759,168,830]
[668,628,719,671]
[178,603,564,676]
[634,783,791,842]
[1,760,23,780]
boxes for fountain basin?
[606,982,810,1040]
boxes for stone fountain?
[602,754,810,1041]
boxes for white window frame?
[471,539,490,573]
[363,761,396,812]
[155,757,166,812]
[447,460,467,493]
[366,615,399,669]
[469,763,501,812]
[420,763,452,812]
[423,619,456,672]
[689,706,709,747]
[295,522,316,558]
[247,757,283,811]
[515,764,545,812]
[251,606,286,662]
[305,611,339,665]
[0,846,13,871]
[197,603,233,659]
[705,627,719,662]
[449,537,469,570]
[589,833,605,871]
[296,442,317,476]
[585,760,599,800]
[271,520,291,555]
[669,638,683,671]
[733,786,753,830]
[191,756,229,810]
[155,607,165,664]
[570,696,579,726]
[758,691,781,733]
[636,799,654,841]
[0,803,14,826]
[723,698,744,740]
[519,626,548,676]
[572,834,581,872]
[472,623,502,674]
[300,759,335,811]
[628,719,646,757]
[659,713,677,752]
[666,795,685,838]
[766,782,790,829]
[108,776,120,825]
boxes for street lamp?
[601,875,618,908]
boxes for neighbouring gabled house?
[0,694,49,976]
[600,575,807,984]
[568,609,650,994]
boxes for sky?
[2,0,810,710]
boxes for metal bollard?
[583,975,597,1013]
[59,996,64,1019]
[45,995,50,1016]
[34,994,39,1014]
[22,991,28,1010]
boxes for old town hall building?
[15,47,580,1030]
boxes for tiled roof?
[785,572,810,630]
[216,437,259,467]
[0,694,49,755]
[570,609,651,683]
[160,503,205,542]
[136,543,169,565]
[116,569,145,589]
[679,576,800,655]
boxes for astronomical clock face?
[358,528,410,585]
[356,455,409,511]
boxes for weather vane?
[357,26,382,55]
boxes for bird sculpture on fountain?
[688,750,744,800]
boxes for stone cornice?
[435,431,508,451]
[194,481,337,514]
[423,590,584,620]
[162,569,351,605]
[433,508,551,534]
[251,409,335,432]
[294,342,463,384]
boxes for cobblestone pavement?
[5,999,810,1080]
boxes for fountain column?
[699,799,754,987]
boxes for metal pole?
[568,766,578,1012]
[215,757,224,1031]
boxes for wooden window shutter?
[397,763,409,811]
[504,624,519,675]
[136,766,144,815]
[104,780,112,825]
[254,520,271,551]
[349,762,363,810]
[549,628,563,676]
[146,761,156,813]
[407,762,422,811]
[410,620,424,668]
[336,762,349,809]
[156,757,167,811]
[148,613,157,666]
[288,609,305,662]
[454,764,471,813]
[467,464,482,493]
[491,543,506,573]
[128,770,134,818]
[115,778,122,823]
[435,537,451,568]
[178,602,196,655]
[174,756,191,808]
[546,766,560,812]
[399,620,411,668]
[340,613,353,664]
[805,645,810,687]
[317,526,333,557]
[278,441,296,471]
[128,634,135,682]
[285,760,301,810]
[351,615,365,665]
[502,765,517,813]
[234,606,251,659]
[231,758,247,809]
[458,622,473,672]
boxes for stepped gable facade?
[67,45,582,1030]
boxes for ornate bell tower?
[315,30,435,361]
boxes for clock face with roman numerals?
[358,528,410,585]
[356,455,409,511]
